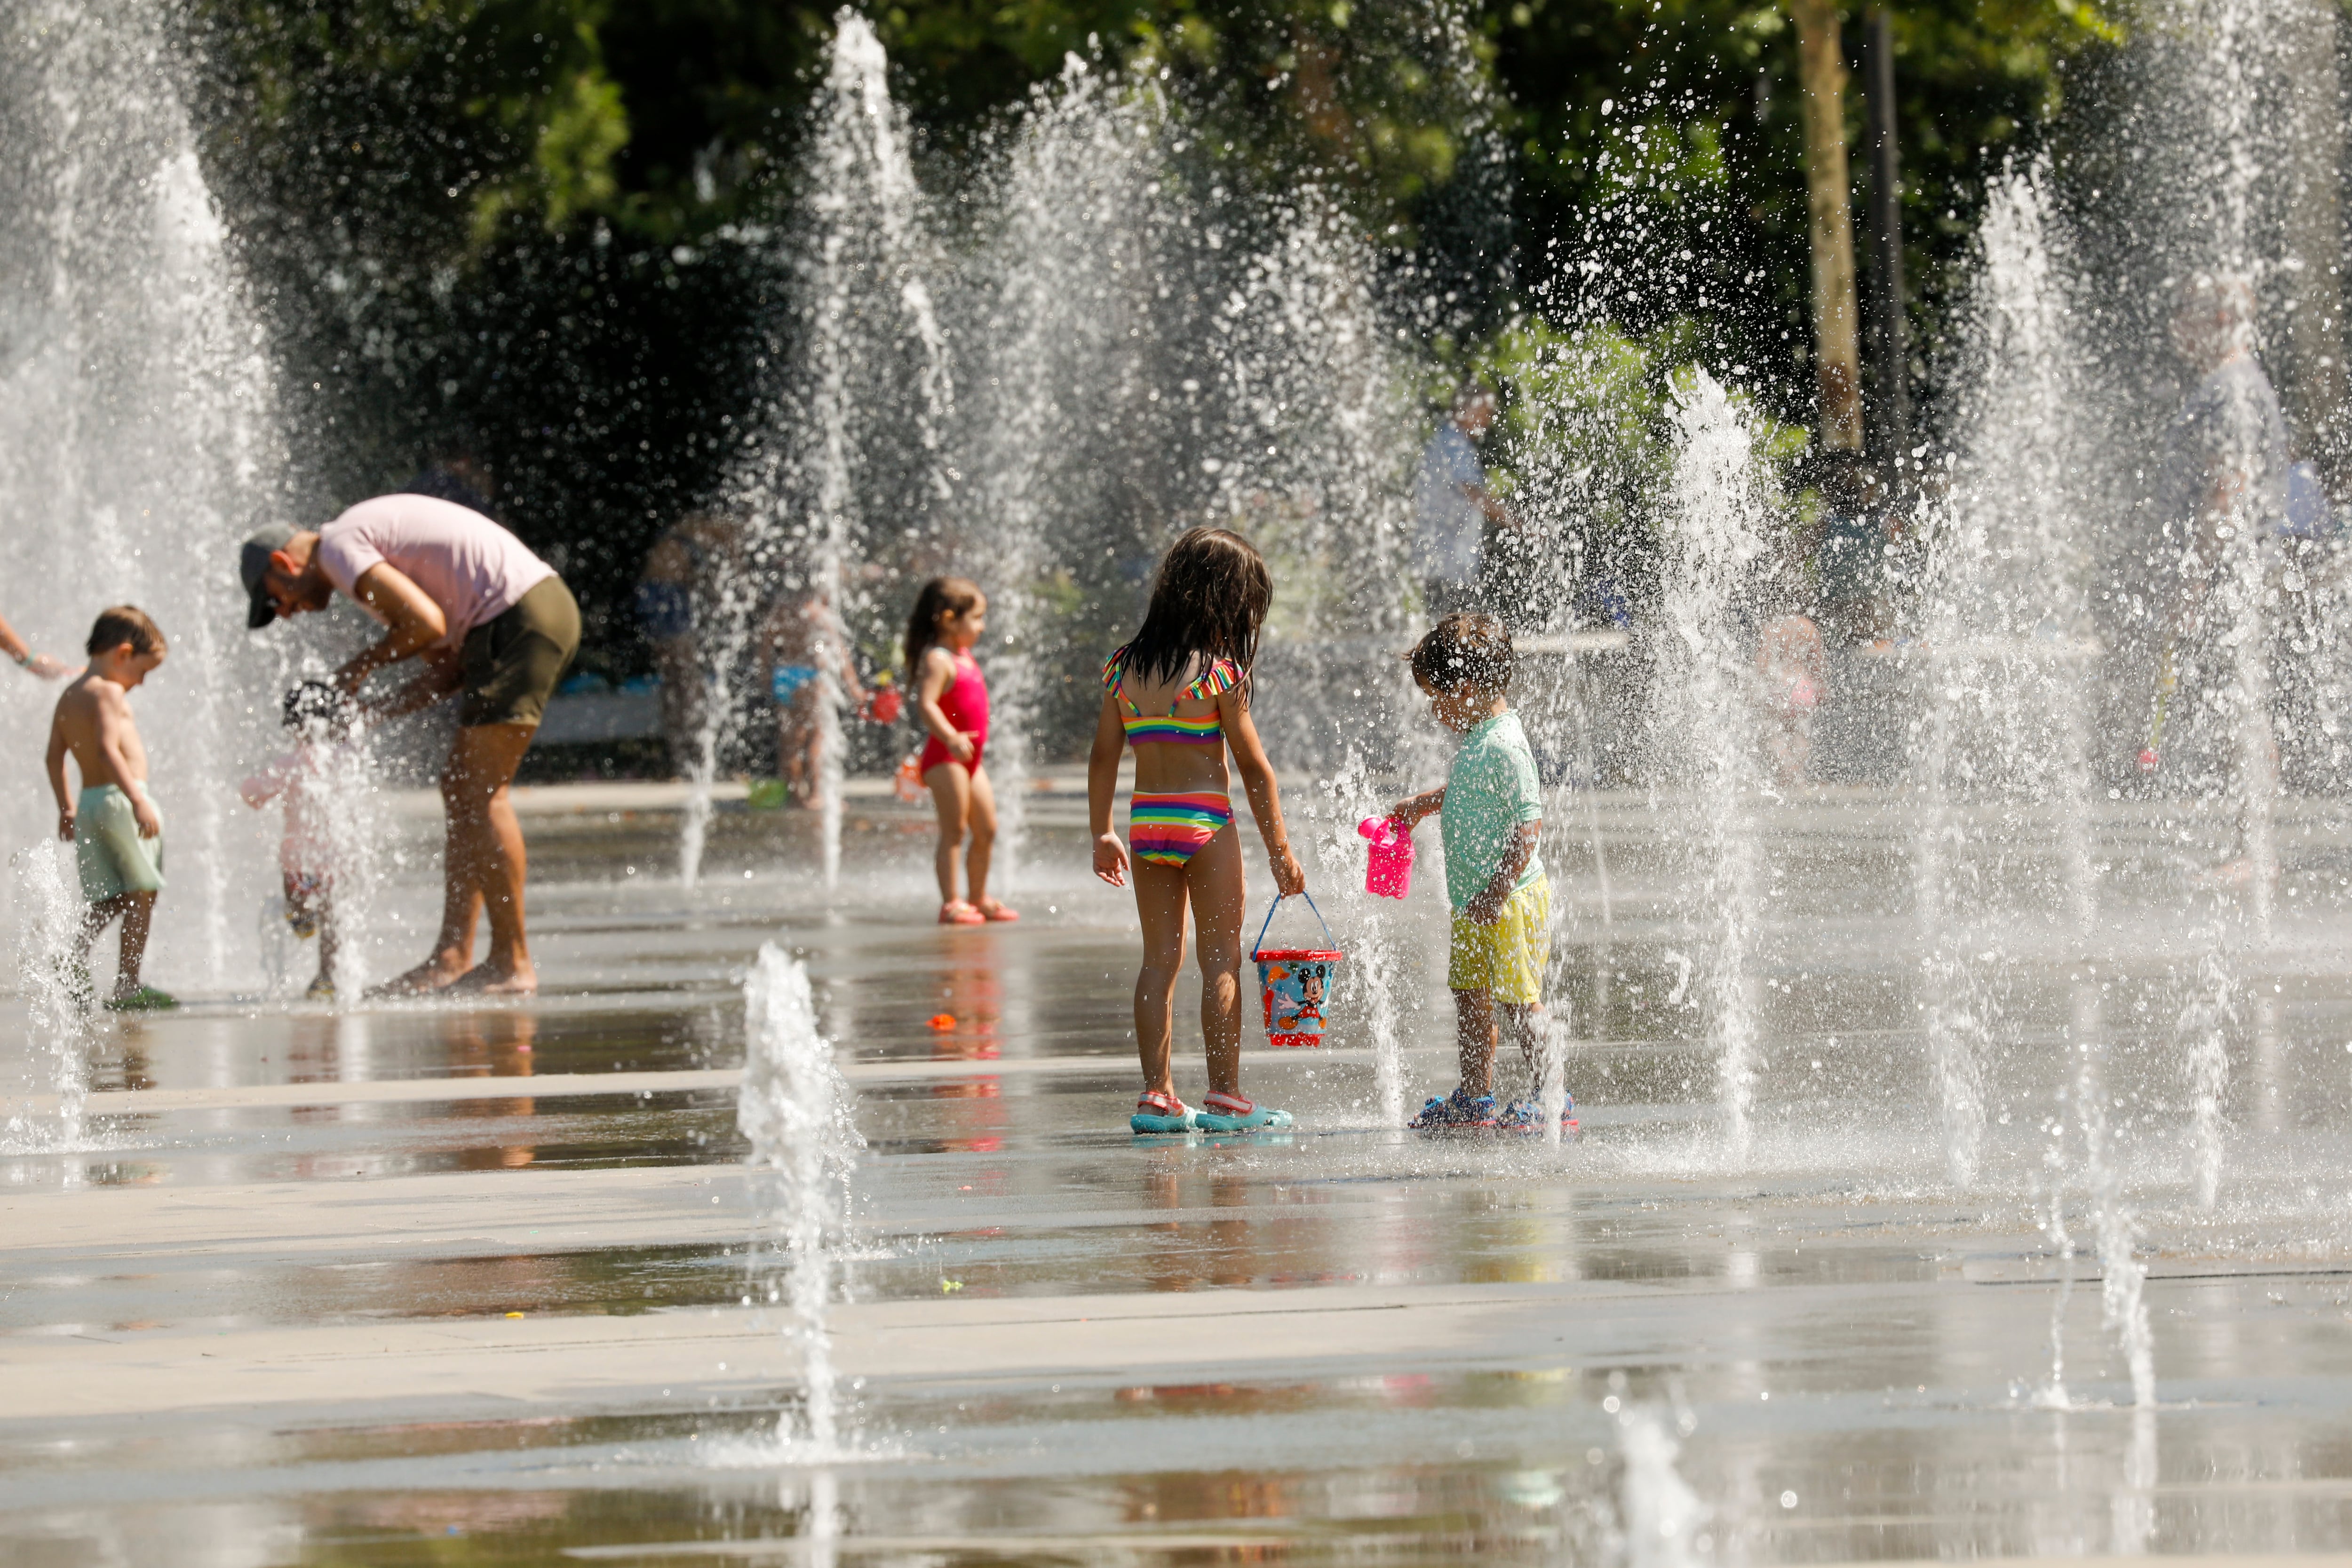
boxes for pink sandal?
[938,900,986,926]
[976,899,1021,923]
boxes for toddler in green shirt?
[1387,613,1570,1130]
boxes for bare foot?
[447,962,539,996]
[366,956,469,998]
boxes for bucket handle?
[1252,891,1335,960]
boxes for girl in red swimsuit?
[906,578,1017,925]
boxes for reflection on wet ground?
[11,799,2352,1562]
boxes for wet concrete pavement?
[10,789,2352,1564]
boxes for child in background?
[44,606,175,1011]
[769,587,868,808]
[1756,612,1826,787]
[1388,613,1566,1130]
[1089,527,1306,1134]
[241,682,357,999]
[906,578,1016,924]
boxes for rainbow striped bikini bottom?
[1128,790,1234,868]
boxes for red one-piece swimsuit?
[919,648,990,774]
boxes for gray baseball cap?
[240,524,297,629]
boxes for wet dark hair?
[1120,527,1272,690]
[86,605,165,657]
[283,679,358,738]
[1408,613,1513,699]
[903,577,983,682]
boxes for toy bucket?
[1358,816,1414,899]
[1252,892,1343,1048]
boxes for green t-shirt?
[1441,710,1545,910]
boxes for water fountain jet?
[1658,371,1773,1165]
[738,942,865,1455]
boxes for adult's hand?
[334,562,450,692]
[0,611,72,678]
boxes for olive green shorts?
[76,785,165,902]
[460,575,581,729]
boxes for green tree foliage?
[1480,0,2118,432]
[184,0,2114,674]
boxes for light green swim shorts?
[76,784,166,902]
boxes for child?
[770,587,869,808]
[1388,613,1563,1129]
[1088,527,1306,1134]
[44,606,175,1011]
[240,682,356,999]
[1756,612,1826,787]
[907,578,1016,924]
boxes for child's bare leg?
[1499,1002,1545,1100]
[964,765,999,908]
[781,697,815,803]
[1185,826,1247,1098]
[315,887,339,990]
[1131,860,1191,1097]
[1455,987,1499,1096]
[77,895,128,962]
[924,762,971,904]
[112,891,156,996]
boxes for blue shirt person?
[1411,383,1522,616]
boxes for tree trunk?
[1789,0,1864,454]
[1861,8,1909,478]
[2278,0,2345,486]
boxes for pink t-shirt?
[314,495,554,648]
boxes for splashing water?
[8,844,89,1160]
[2179,948,2236,1210]
[2072,980,2157,1409]
[1617,1406,1709,1568]
[1913,163,2105,1187]
[738,943,865,1454]
[1659,372,1773,1164]
[0,0,288,992]
[1539,1009,1573,1149]
[2035,1170,2077,1410]
[800,14,954,889]
[677,577,757,892]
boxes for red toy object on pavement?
[1357,816,1414,899]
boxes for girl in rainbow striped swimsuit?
[1087,527,1307,1135]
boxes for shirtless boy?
[44,606,175,1011]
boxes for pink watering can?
[1358,816,1414,899]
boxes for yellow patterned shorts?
[1447,872,1549,1005]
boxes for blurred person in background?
[1413,381,1523,617]
[636,512,752,776]
[0,608,76,679]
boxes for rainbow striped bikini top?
[1102,646,1241,746]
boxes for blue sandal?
[1499,1092,1578,1134]
[1410,1088,1498,1129]
[1131,1091,1198,1135]
[1196,1091,1294,1132]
